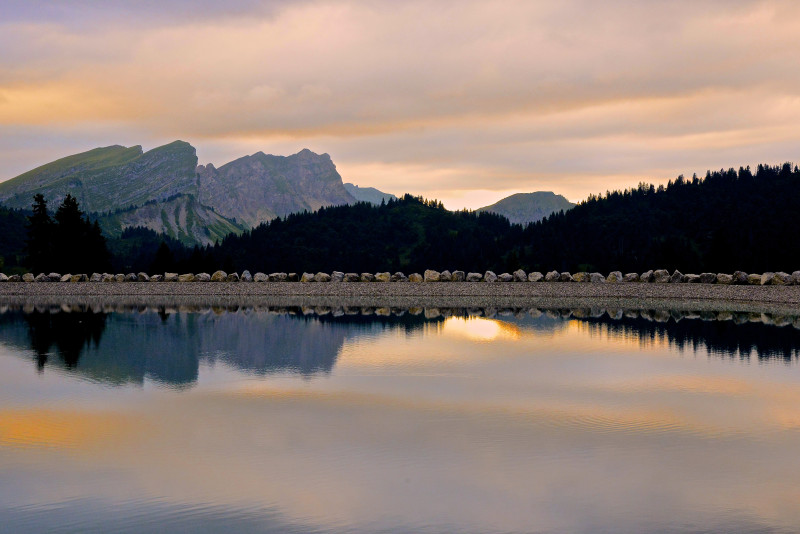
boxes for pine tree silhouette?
[25,194,110,273]
[25,194,54,273]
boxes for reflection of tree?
[575,315,800,362]
[24,311,107,369]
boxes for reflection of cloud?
[605,375,756,396]
[3,1,800,205]
[4,304,800,531]
[0,409,137,450]
[6,384,800,532]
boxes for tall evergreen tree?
[150,241,175,274]
[25,194,54,273]
[52,194,110,273]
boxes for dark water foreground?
[1,299,800,533]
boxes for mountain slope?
[0,141,198,213]
[98,194,246,246]
[197,149,355,229]
[344,183,397,205]
[477,192,575,225]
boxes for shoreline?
[2,282,800,315]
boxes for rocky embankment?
[2,268,800,286]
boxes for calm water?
[2,302,800,533]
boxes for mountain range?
[0,140,573,245]
[0,142,365,245]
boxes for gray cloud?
[1,0,300,27]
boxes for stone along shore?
[2,267,800,286]
[3,267,800,312]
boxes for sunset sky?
[2,0,800,208]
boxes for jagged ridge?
[197,148,355,229]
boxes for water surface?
[2,303,800,533]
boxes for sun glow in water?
[441,317,518,342]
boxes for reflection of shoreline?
[0,304,798,388]
[1,301,799,327]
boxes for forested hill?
[211,196,523,274]
[518,163,800,274]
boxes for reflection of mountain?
[0,309,441,387]
[195,313,346,376]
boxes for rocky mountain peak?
[197,147,354,228]
[196,163,216,173]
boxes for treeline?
[26,194,111,274]
[208,196,522,273]
[3,161,800,275]
[518,163,800,273]
[0,205,28,273]
[119,196,523,274]
[106,226,215,274]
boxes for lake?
[1,301,800,533]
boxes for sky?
[1,0,800,209]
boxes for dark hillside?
[212,195,523,274]
[0,207,29,273]
[520,164,800,273]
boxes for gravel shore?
[2,282,800,315]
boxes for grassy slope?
[0,146,144,208]
[0,141,197,213]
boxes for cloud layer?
[2,0,800,207]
